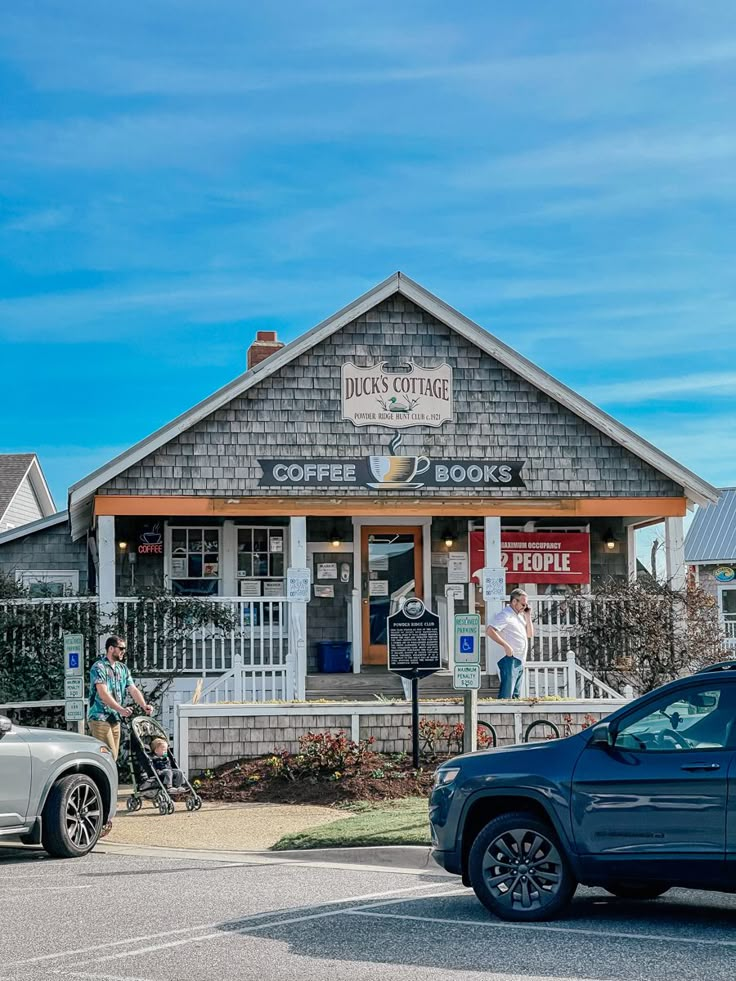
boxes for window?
[236,526,286,597]
[16,570,79,597]
[168,527,221,596]
[614,683,736,752]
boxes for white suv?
[0,715,118,857]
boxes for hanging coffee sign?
[342,361,453,429]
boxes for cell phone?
[523,605,530,613]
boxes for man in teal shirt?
[88,635,152,760]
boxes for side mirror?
[0,715,12,737]
[588,723,614,748]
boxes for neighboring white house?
[0,453,56,533]
[685,487,736,649]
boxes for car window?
[615,684,736,752]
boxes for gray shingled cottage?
[1,274,718,721]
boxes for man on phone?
[486,589,534,699]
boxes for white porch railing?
[116,597,290,681]
[723,618,736,650]
[524,651,631,700]
[526,596,587,660]
[194,653,287,703]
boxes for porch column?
[664,515,686,592]
[483,516,503,674]
[97,515,117,655]
[288,516,308,700]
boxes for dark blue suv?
[430,662,736,921]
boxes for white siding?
[1,476,43,531]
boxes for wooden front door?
[361,526,424,666]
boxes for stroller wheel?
[126,796,137,811]
[166,801,175,815]
[158,800,169,815]
[186,797,196,811]
[194,797,203,810]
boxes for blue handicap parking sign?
[68,652,80,668]
[459,635,474,654]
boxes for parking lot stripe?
[4,885,92,893]
[75,884,461,966]
[347,909,736,948]
[54,973,159,981]
[4,881,450,970]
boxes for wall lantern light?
[603,529,617,551]
[118,540,128,553]
[329,528,342,548]
[443,528,455,549]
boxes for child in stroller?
[126,716,202,815]
[146,737,185,792]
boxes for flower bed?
[193,729,438,805]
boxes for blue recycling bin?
[317,641,352,673]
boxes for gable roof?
[0,509,69,546]
[685,488,736,564]
[0,453,55,526]
[68,272,718,538]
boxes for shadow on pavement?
[209,887,736,981]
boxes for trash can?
[317,641,352,673]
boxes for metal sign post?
[63,632,85,734]
[453,614,481,753]
[387,598,441,768]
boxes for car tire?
[604,883,670,900]
[469,811,577,922]
[41,774,104,858]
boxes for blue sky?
[2,1,735,528]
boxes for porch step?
[306,670,500,702]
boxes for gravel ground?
[108,793,343,850]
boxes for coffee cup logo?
[368,455,430,486]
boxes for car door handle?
[680,762,721,771]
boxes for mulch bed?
[194,755,439,806]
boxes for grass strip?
[272,796,430,851]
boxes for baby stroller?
[126,716,202,816]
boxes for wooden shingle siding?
[98,297,683,500]
[0,522,89,592]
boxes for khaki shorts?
[88,719,122,760]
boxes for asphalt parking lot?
[2,844,736,981]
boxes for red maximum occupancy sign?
[470,531,591,585]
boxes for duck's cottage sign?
[341,361,453,429]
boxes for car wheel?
[41,774,103,858]
[605,883,670,900]
[469,811,577,922]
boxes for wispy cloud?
[588,372,736,404]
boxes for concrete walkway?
[109,787,343,851]
[108,786,446,874]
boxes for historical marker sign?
[387,598,441,678]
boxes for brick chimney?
[247,330,284,370]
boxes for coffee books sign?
[259,457,525,490]
[342,361,453,429]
